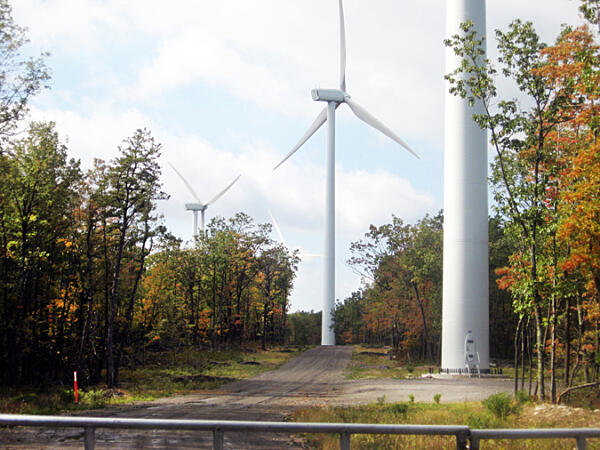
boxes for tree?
[0,0,49,145]
[540,25,600,389]
[579,0,600,30]
[101,129,167,387]
[288,311,322,346]
[0,122,81,384]
[445,19,575,400]
[334,292,364,344]
[136,213,299,354]
[345,213,442,360]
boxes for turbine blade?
[206,174,241,206]
[268,210,288,248]
[345,97,419,159]
[169,162,203,203]
[339,0,347,91]
[273,107,328,170]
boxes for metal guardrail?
[470,428,600,450]
[0,414,599,449]
[0,414,469,449]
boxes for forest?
[1,0,600,408]
[0,121,298,388]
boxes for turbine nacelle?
[185,203,205,211]
[311,88,346,103]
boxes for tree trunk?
[520,319,525,390]
[550,294,557,403]
[106,220,127,388]
[514,317,522,396]
[534,303,545,400]
[564,296,571,386]
[411,282,433,361]
[528,318,533,396]
[115,225,151,384]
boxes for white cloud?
[27,105,157,169]
[338,168,434,236]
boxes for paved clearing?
[1,346,512,448]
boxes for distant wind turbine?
[273,0,419,346]
[268,210,322,259]
[169,163,241,236]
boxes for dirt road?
[1,346,511,448]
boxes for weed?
[12,393,38,404]
[81,390,108,409]
[515,390,530,404]
[483,392,520,419]
[433,393,441,404]
[467,412,494,429]
[377,395,386,405]
[408,394,415,403]
[386,402,409,417]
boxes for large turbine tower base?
[441,0,490,373]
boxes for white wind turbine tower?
[169,163,241,236]
[268,210,322,259]
[274,0,419,345]
[442,0,489,373]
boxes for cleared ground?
[0,346,512,448]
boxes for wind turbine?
[268,210,322,259]
[273,0,419,345]
[169,163,241,236]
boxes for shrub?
[515,390,529,404]
[408,394,415,403]
[483,392,520,419]
[81,389,108,409]
[58,389,75,405]
[433,393,441,404]
[467,412,494,429]
[386,402,409,417]
[12,393,38,404]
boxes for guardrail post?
[213,428,224,450]
[469,435,480,450]
[456,430,468,450]
[577,436,587,450]
[339,431,351,450]
[83,426,95,450]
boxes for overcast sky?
[12,0,586,312]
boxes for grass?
[345,346,433,380]
[0,345,303,415]
[291,397,600,449]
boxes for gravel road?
[1,346,512,448]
